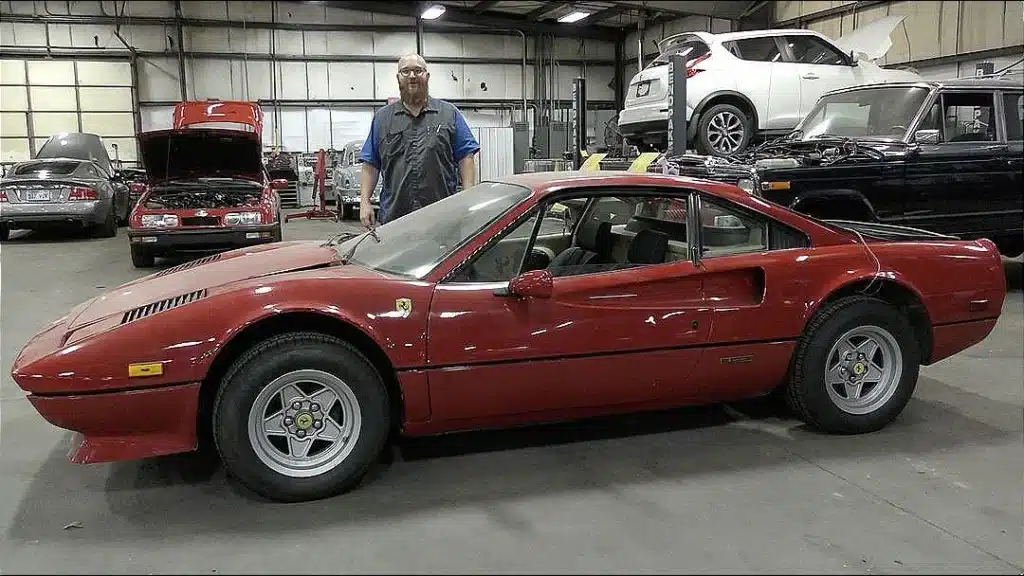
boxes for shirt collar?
[395,97,439,116]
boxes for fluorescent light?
[558,11,591,23]
[420,4,446,19]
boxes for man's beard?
[400,82,428,105]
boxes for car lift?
[284,148,339,222]
[575,52,690,176]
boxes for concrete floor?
[1,214,1021,575]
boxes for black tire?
[212,331,391,503]
[130,244,155,268]
[0,223,9,242]
[784,295,920,435]
[695,103,753,157]
[94,205,118,238]
[271,222,283,242]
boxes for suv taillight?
[0,190,7,202]
[68,186,99,201]
[687,52,712,78]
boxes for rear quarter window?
[1004,92,1023,141]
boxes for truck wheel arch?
[790,190,879,222]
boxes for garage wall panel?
[138,57,185,102]
[0,85,27,111]
[29,87,76,111]
[0,59,26,85]
[79,87,132,112]
[77,61,132,86]
[328,62,375,100]
[959,0,1006,54]
[31,112,78,137]
[0,112,27,136]
[1,138,29,162]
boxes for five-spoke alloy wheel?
[214,332,390,502]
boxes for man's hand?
[360,199,376,228]
[360,163,380,229]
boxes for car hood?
[137,128,263,184]
[833,15,906,61]
[66,241,346,330]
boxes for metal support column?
[416,17,424,54]
[571,76,586,170]
[666,53,687,158]
[174,0,187,100]
[613,37,625,113]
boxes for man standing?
[358,54,480,227]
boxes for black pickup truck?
[667,78,1023,257]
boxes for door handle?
[802,74,819,80]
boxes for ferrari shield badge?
[395,298,413,318]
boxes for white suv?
[618,16,922,156]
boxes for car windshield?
[794,86,931,141]
[338,181,532,279]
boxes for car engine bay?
[144,185,264,209]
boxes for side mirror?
[849,50,862,64]
[913,129,941,145]
[494,269,553,299]
[271,178,289,190]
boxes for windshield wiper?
[339,227,380,263]
[321,231,361,247]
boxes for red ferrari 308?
[10,171,1006,502]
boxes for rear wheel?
[94,206,118,238]
[695,103,753,156]
[130,245,155,268]
[0,223,9,241]
[212,332,391,502]
[785,295,920,434]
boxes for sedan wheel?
[784,295,920,434]
[213,331,390,502]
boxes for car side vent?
[154,254,222,277]
[121,289,208,324]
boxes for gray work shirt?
[359,97,480,223]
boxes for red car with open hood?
[11,171,1006,503]
[127,100,286,267]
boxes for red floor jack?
[284,148,339,222]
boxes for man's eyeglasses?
[399,67,427,77]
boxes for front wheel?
[130,244,155,268]
[785,295,920,434]
[695,103,753,156]
[212,332,391,502]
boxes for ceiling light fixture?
[558,11,591,23]
[420,4,447,20]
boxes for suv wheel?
[695,103,753,156]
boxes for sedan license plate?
[636,81,650,97]
[24,190,51,202]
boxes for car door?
[725,36,795,131]
[425,191,712,424]
[904,90,1011,237]
[999,90,1024,240]
[683,193,817,401]
[782,35,866,121]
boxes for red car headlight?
[140,214,179,228]
[225,211,262,225]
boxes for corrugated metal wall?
[472,126,515,182]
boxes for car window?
[452,193,695,281]
[648,40,710,69]
[697,197,769,258]
[1003,92,1023,141]
[785,35,847,66]
[937,92,997,143]
[727,37,783,62]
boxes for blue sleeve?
[358,115,381,168]
[452,108,480,162]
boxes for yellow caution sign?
[579,152,607,172]
[128,362,164,378]
[628,152,661,173]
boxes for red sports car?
[126,101,286,267]
[11,172,1006,503]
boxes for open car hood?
[65,241,343,331]
[137,128,263,184]
[833,15,906,62]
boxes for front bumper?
[0,200,107,228]
[27,382,202,464]
[127,224,279,253]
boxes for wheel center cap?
[295,413,314,430]
[852,362,866,376]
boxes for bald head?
[397,54,428,71]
